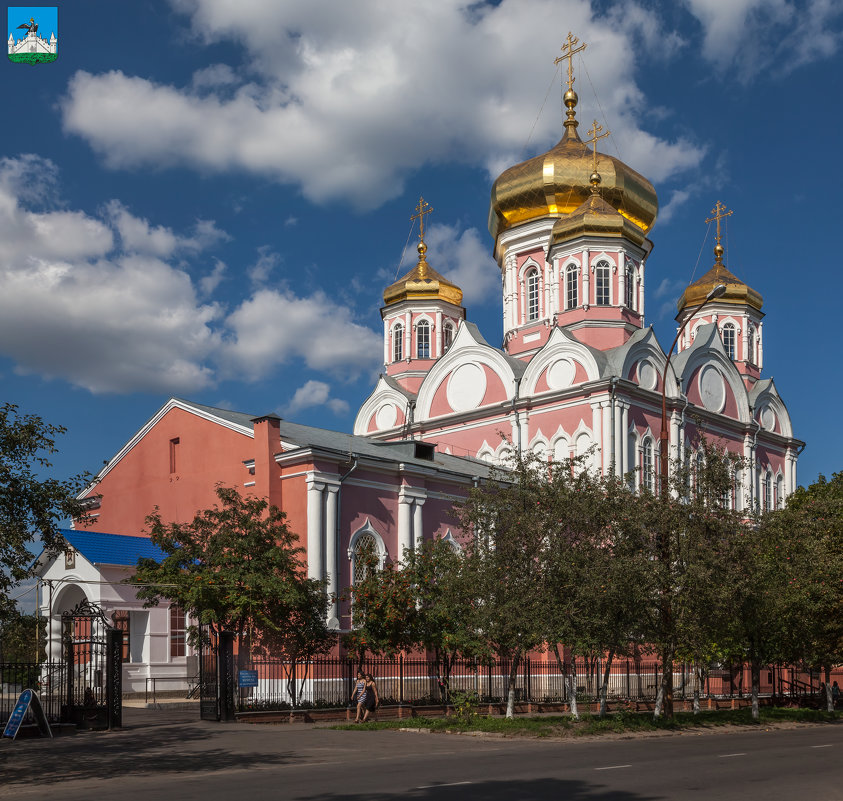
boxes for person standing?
[362,673,379,722]
[351,669,367,723]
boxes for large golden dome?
[487,92,658,242]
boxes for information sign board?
[238,670,259,688]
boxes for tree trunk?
[598,650,615,718]
[750,659,761,722]
[654,646,674,720]
[554,645,579,720]
[505,652,521,719]
[693,665,705,715]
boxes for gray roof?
[176,399,494,479]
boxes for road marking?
[594,765,631,771]
[811,744,833,749]
[719,753,745,758]
[416,782,472,789]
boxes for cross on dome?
[410,196,434,244]
[586,119,610,190]
[705,200,733,264]
[554,32,587,92]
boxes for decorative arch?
[619,330,680,400]
[439,529,461,553]
[521,327,600,397]
[353,376,413,435]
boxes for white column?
[518,276,525,325]
[613,399,623,477]
[758,321,764,370]
[404,312,411,359]
[435,310,443,358]
[618,258,625,310]
[669,410,681,468]
[582,250,590,305]
[591,402,602,473]
[742,435,754,511]
[620,403,629,477]
[383,318,389,365]
[324,485,339,627]
[506,254,516,331]
[398,496,412,562]
[638,270,645,319]
[412,499,425,552]
[306,479,325,581]
[601,400,611,475]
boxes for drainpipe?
[333,454,359,631]
[512,376,522,455]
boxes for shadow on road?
[299,779,662,801]
[0,718,294,786]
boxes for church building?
[36,38,802,684]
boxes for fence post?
[105,628,122,729]
[62,615,74,723]
[626,660,631,700]
[399,654,404,705]
[218,631,236,722]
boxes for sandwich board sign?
[3,689,53,740]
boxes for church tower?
[676,202,764,388]
[381,198,465,393]
[487,34,657,356]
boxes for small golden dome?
[383,243,463,307]
[487,95,658,242]
[550,190,649,249]
[678,261,763,313]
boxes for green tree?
[0,403,89,619]
[0,612,46,662]
[133,486,330,662]
[456,453,548,718]
[767,472,843,711]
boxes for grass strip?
[332,707,840,737]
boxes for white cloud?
[222,287,382,380]
[684,0,842,80]
[402,223,499,306]
[0,155,383,395]
[658,189,692,224]
[248,245,281,286]
[60,0,705,210]
[284,379,349,416]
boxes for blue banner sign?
[3,689,32,740]
[238,670,259,688]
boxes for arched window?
[722,323,736,360]
[595,261,610,306]
[416,320,430,358]
[764,470,772,512]
[392,323,403,362]
[352,532,378,585]
[747,325,756,364]
[526,269,540,321]
[566,266,578,309]
[625,264,634,309]
[643,437,654,492]
[443,322,454,353]
[776,475,783,509]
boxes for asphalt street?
[1,709,840,800]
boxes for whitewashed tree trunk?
[598,651,614,718]
[505,654,520,719]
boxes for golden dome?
[383,242,464,307]
[487,94,658,242]
[678,260,763,313]
[550,173,649,248]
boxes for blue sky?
[2,0,841,507]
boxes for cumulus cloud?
[221,288,382,381]
[0,155,379,394]
[60,0,706,210]
[284,379,349,416]
[684,0,842,80]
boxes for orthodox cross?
[586,119,610,174]
[705,200,733,247]
[411,196,434,242]
[554,32,587,91]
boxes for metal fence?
[233,656,843,711]
[1,661,67,724]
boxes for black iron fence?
[232,656,843,712]
[1,661,67,724]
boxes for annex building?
[35,45,802,690]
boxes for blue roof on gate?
[61,528,167,567]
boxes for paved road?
[1,710,841,800]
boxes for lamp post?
[655,282,725,719]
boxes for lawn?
[333,707,840,737]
